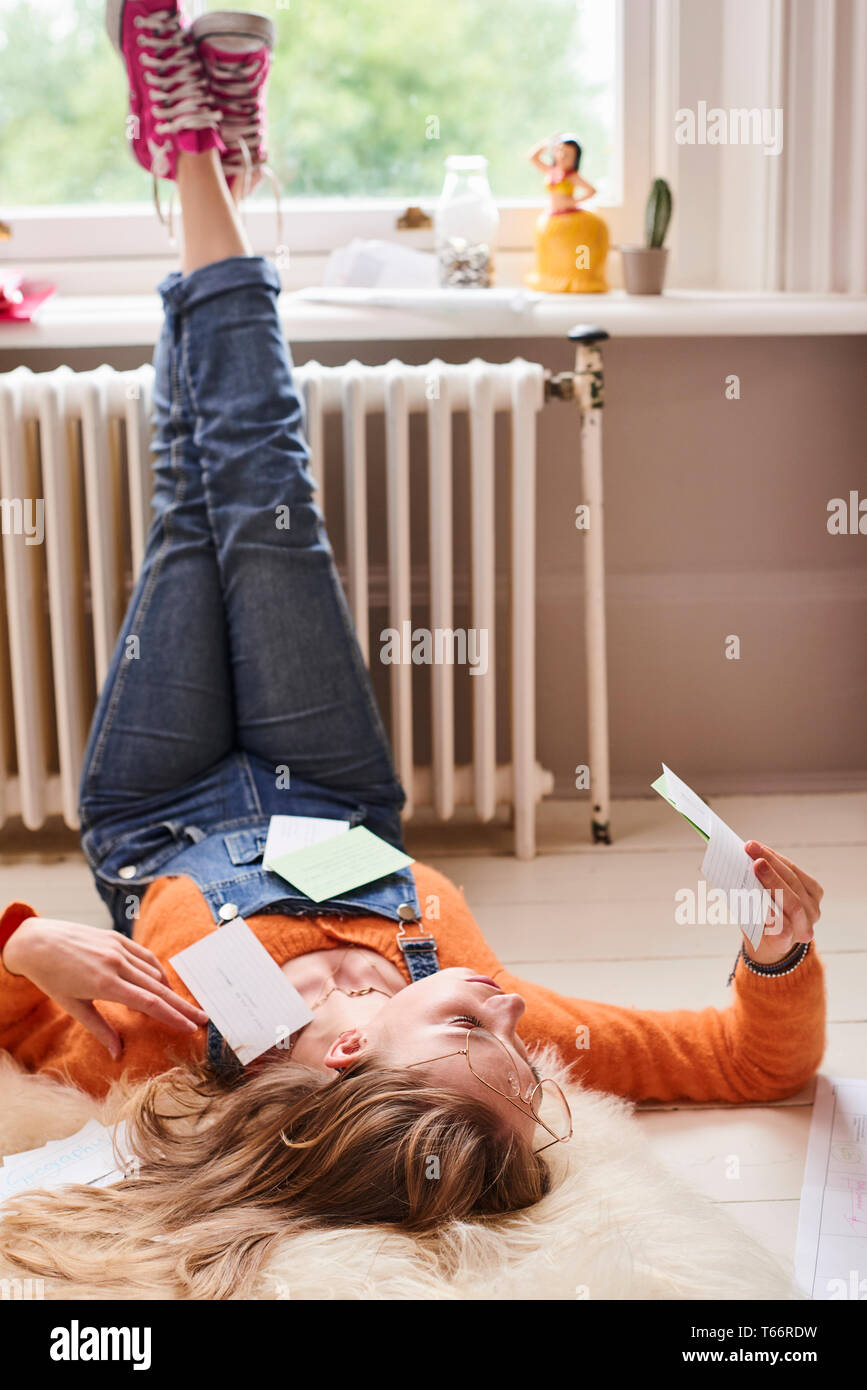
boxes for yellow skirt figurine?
[525,208,609,294]
[524,132,609,293]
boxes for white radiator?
[0,360,553,857]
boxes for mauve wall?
[3,332,866,798]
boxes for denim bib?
[82,757,420,932]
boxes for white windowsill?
[2,288,866,351]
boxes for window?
[0,0,645,293]
[1,0,618,202]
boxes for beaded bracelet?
[727,939,811,986]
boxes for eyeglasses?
[406,1026,573,1155]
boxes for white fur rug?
[0,1050,796,1300]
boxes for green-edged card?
[267,824,414,903]
[651,767,711,842]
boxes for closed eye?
[450,1014,483,1029]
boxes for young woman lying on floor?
[0,1,825,1300]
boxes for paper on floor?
[653,764,770,949]
[0,1118,133,1205]
[170,917,314,1067]
[795,1076,867,1300]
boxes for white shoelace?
[206,51,284,244]
[136,12,220,137]
[206,54,267,169]
[133,11,221,226]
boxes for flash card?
[171,919,314,1066]
[652,764,771,949]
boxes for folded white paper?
[170,918,314,1067]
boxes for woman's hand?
[743,843,823,965]
[2,918,209,1060]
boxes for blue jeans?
[79,256,417,934]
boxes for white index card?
[171,918,314,1067]
[701,814,772,950]
[661,763,713,837]
[263,814,349,869]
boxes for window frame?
[0,0,654,296]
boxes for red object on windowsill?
[0,270,56,322]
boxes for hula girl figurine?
[524,132,609,293]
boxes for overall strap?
[207,1016,242,1077]
[395,901,441,981]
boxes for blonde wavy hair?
[0,1057,551,1299]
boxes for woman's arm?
[0,904,208,1086]
[509,947,825,1103]
[508,845,826,1104]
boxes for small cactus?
[645,178,673,248]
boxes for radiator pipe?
[547,325,612,845]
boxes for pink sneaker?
[106,0,224,180]
[190,10,276,196]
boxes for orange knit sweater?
[0,862,826,1103]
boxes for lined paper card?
[795,1076,867,1300]
[267,825,414,904]
[171,919,314,1066]
[652,764,771,949]
[0,1119,133,1205]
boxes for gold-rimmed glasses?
[406,1026,572,1155]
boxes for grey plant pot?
[620,246,669,295]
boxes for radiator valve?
[545,370,577,402]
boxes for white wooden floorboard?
[821,1022,867,1076]
[432,844,867,908]
[407,792,867,856]
[467,900,865,961]
[494,952,867,1023]
[721,1200,801,1271]
[0,855,106,928]
[636,1105,811,1202]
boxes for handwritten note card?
[652,764,770,949]
[267,824,414,904]
[170,919,314,1066]
[795,1076,867,1299]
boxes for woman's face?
[322,967,540,1142]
